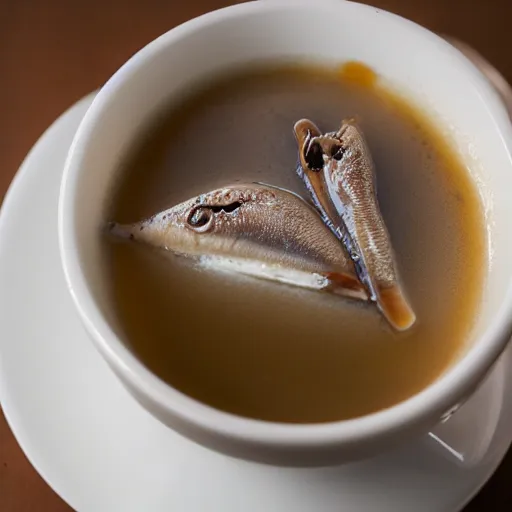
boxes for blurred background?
[1,1,511,510]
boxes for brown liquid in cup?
[103,63,486,423]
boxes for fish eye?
[304,141,324,171]
[187,206,213,232]
[331,144,346,161]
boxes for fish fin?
[376,284,416,331]
[321,271,368,301]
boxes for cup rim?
[59,0,512,448]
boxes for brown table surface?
[1,0,511,510]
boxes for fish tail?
[107,221,135,240]
[376,284,416,331]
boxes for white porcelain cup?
[58,0,512,467]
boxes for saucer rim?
[0,93,98,510]
[1,93,511,512]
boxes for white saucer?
[1,94,512,512]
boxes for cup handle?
[424,353,505,468]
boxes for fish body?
[110,183,367,300]
[294,118,416,331]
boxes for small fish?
[110,183,367,300]
[294,118,416,331]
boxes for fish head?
[293,119,354,235]
[111,184,278,258]
[329,118,374,181]
[294,118,365,179]
[293,117,375,228]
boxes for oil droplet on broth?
[338,61,379,89]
